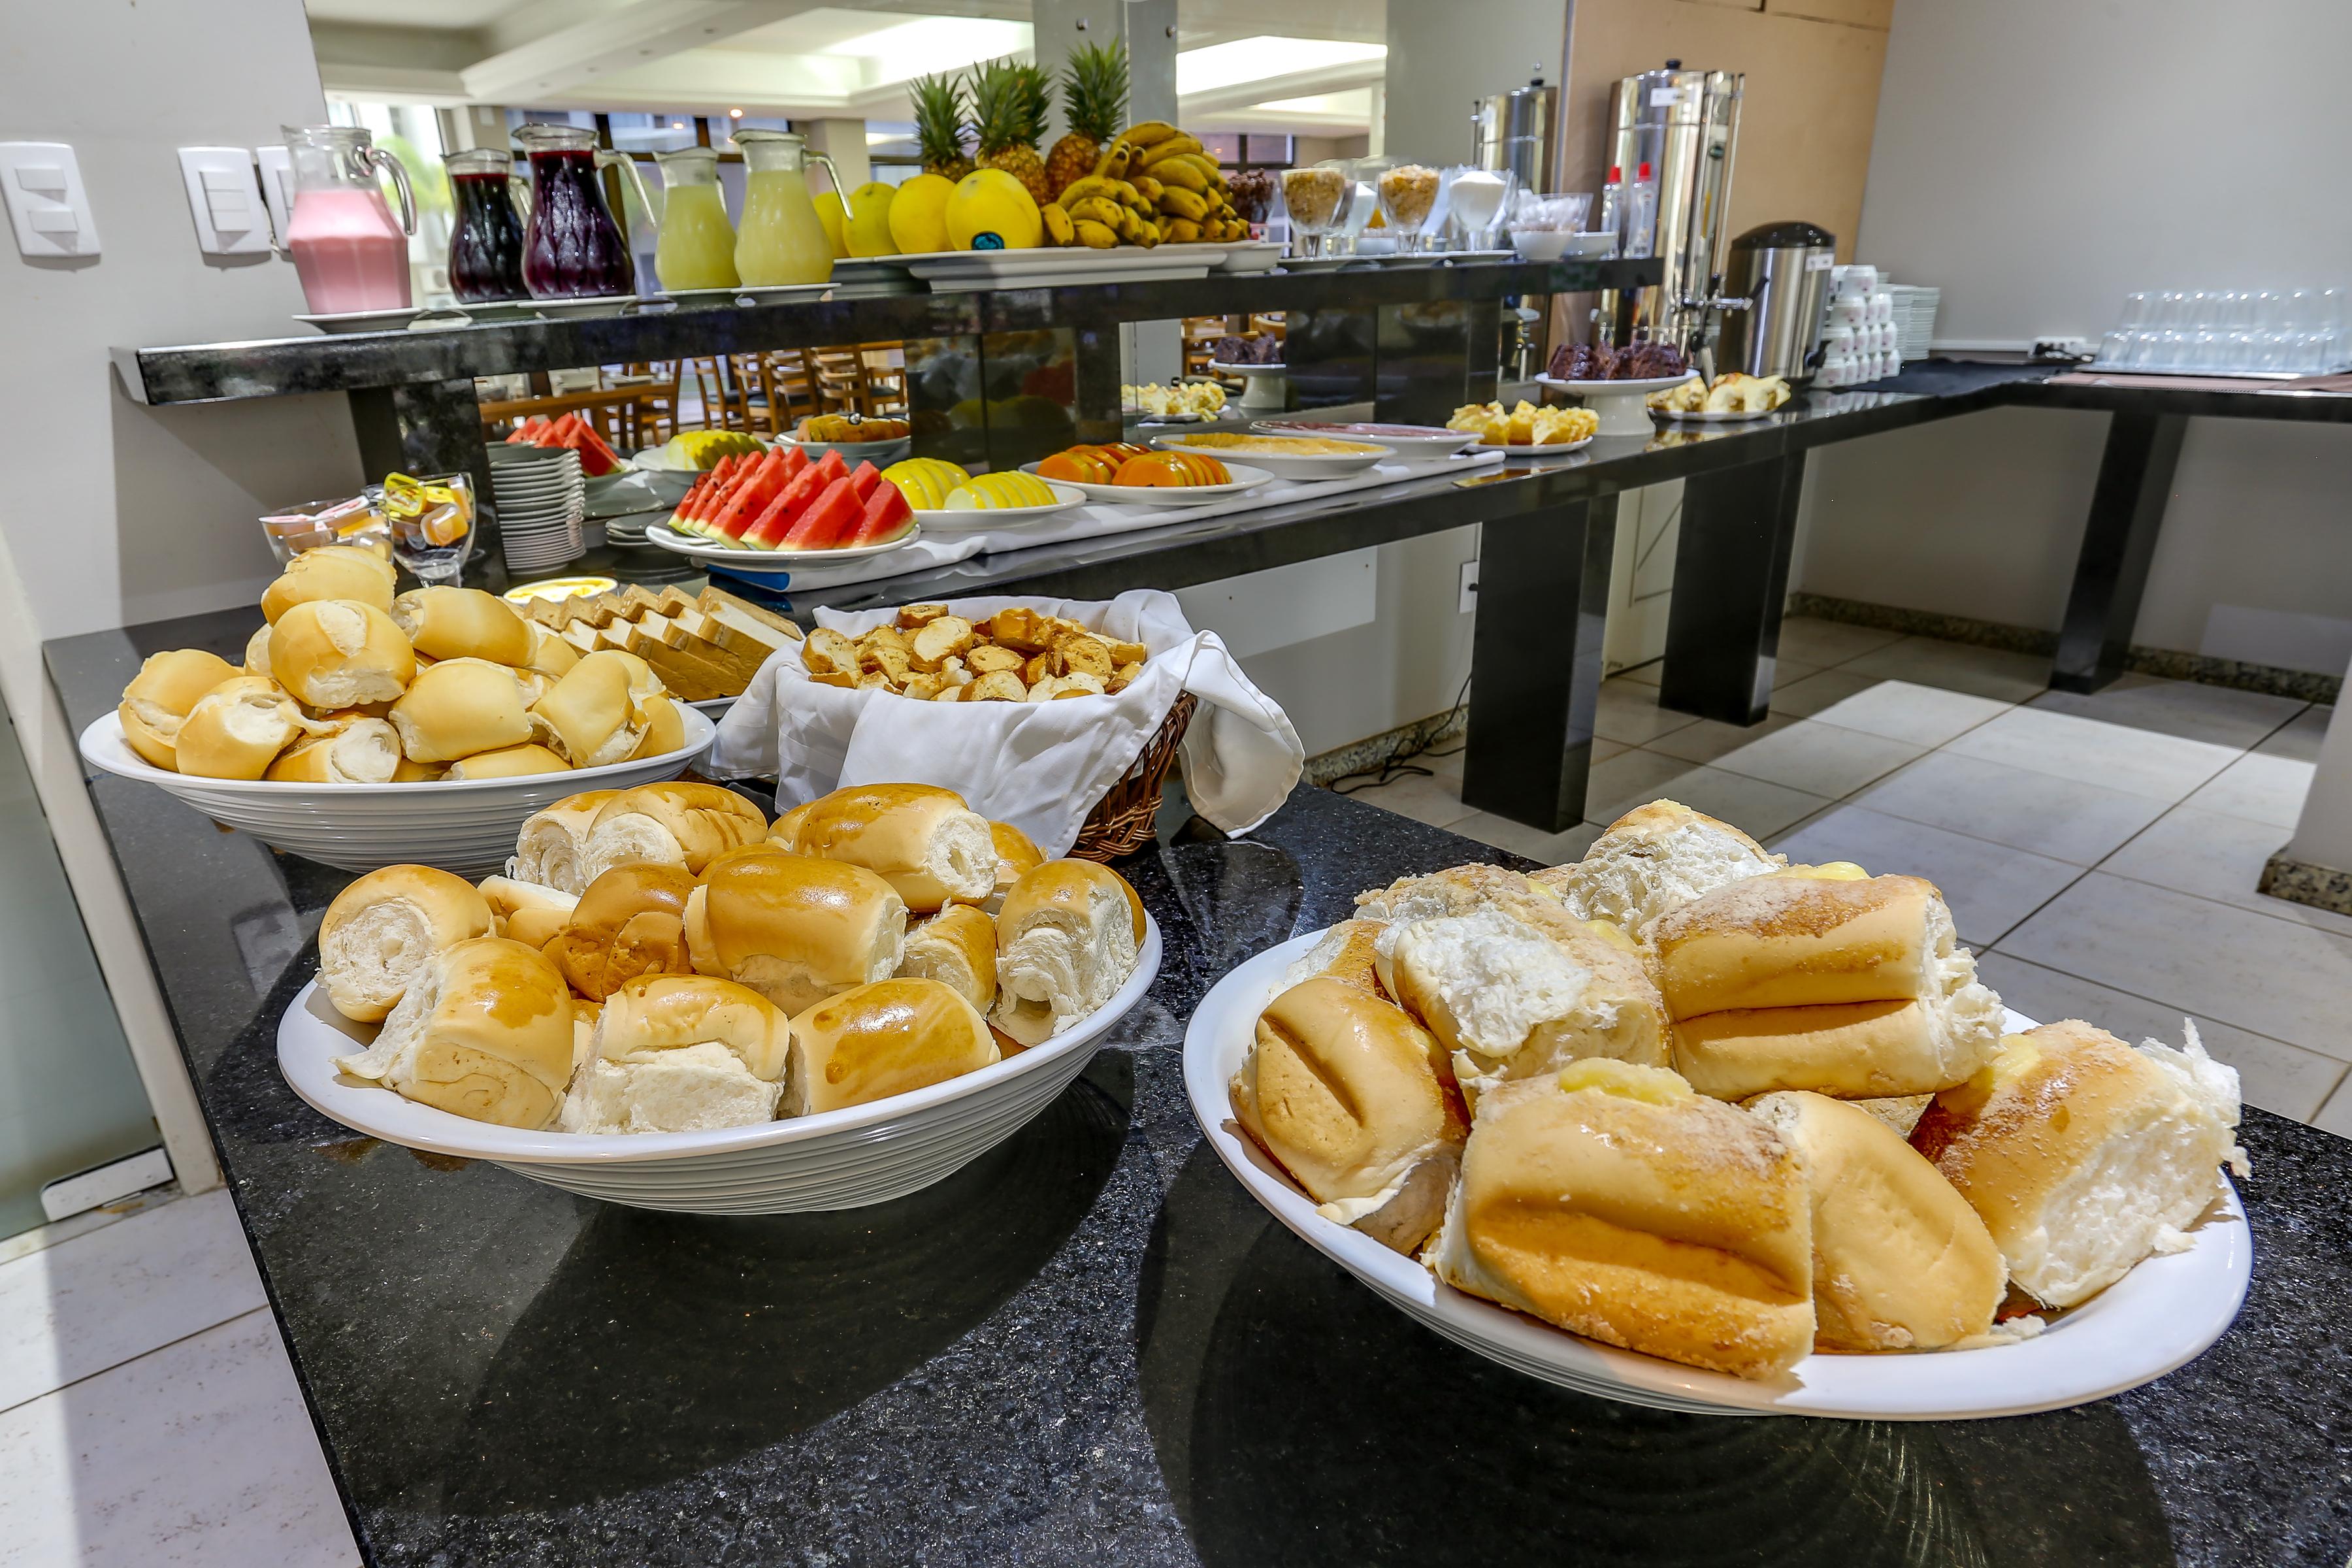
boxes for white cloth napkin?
[705,590,1304,857]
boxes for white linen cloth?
[705,590,1304,857]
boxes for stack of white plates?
[487,444,584,571]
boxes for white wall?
[1797,0,2352,674]
[1384,0,1568,166]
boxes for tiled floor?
[1341,620,2352,1134]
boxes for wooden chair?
[857,342,908,415]
[753,350,820,435]
[618,362,681,447]
[680,355,749,431]
[809,348,866,414]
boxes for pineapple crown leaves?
[908,71,970,161]
[967,55,1054,151]
[1059,40,1130,142]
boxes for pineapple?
[970,56,1054,208]
[911,71,972,182]
[1046,41,1128,201]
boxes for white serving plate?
[1535,372,1699,398]
[1457,435,1596,457]
[642,520,924,569]
[78,706,716,877]
[914,480,1085,531]
[664,283,831,308]
[1149,432,1384,480]
[277,914,1162,1213]
[525,293,641,318]
[900,246,1219,291]
[775,432,914,466]
[1652,404,1789,423]
[629,440,772,476]
[293,306,426,334]
[1018,459,1273,505]
[1535,371,1701,436]
[1184,928,2253,1420]
[1250,420,1479,459]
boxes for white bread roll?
[1230,977,1467,1254]
[990,860,1145,1047]
[1911,1020,2243,1308]
[318,864,494,1023]
[542,862,698,1000]
[529,649,653,768]
[685,849,908,1016]
[477,875,578,949]
[1670,994,2003,1101]
[1650,872,1948,1015]
[333,936,573,1128]
[895,904,998,1012]
[512,789,623,894]
[172,676,318,779]
[1376,907,1668,1109]
[625,694,685,762]
[118,649,238,770]
[580,782,768,885]
[1748,1090,2006,1351]
[1428,1061,1816,1379]
[242,624,274,677]
[521,620,580,677]
[783,976,998,1117]
[389,586,531,666]
[1279,918,1389,999]
[444,743,573,779]
[561,973,791,1134]
[269,598,416,710]
[1530,800,1784,934]
[772,783,995,913]
[977,820,1044,913]
[265,716,402,783]
[388,657,534,764]
[1354,861,1565,926]
[259,544,395,625]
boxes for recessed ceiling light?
[1177,37,1386,97]
[672,121,686,130]
[816,17,1031,86]
[728,107,744,118]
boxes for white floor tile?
[1448,813,1604,866]
[1613,660,1663,686]
[2256,704,2334,763]
[1975,952,2346,1122]
[1805,679,2013,749]
[1644,713,1799,766]
[0,1190,265,1414]
[1607,657,1824,689]
[2180,752,2313,828]
[1640,764,1831,841]
[2100,805,2352,939]
[1335,771,1473,830]
[1582,747,1710,823]
[1594,680,1700,745]
[1771,805,2083,947]
[1769,668,1879,719]
[0,1310,357,1568]
[1838,636,2054,704]
[1423,738,1624,783]
[1856,751,2169,866]
[1999,872,2352,1062]
[2029,674,2308,751]
[1943,706,2240,804]
[1774,616,1905,666]
[1702,719,1926,800]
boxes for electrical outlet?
[1458,559,1479,614]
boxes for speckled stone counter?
[46,610,2352,1568]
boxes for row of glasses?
[2098,287,2350,374]
[1279,157,1522,259]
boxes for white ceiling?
[306,0,1386,133]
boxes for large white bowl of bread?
[1186,800,2251,1418]
[276,778,1159,1212]
[76,547,810,873]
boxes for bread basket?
[1071,692,1195,860]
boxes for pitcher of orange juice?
[732,129,841,286]
[652,146,739,290]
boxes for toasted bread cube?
[986,608,1056,653]
[968,670,1028,702]
[1023,649,1062,685]
[909,615,977,672]
[902,672,945,701]
[810,670,858,689]
[858,624,911,656]
[1060,636,1113,679]
[966,645,1024,676]
[1105,640,1147,666]
[896,603,952,630]
[855,670,896,692]
[1060,670,1107,696]
[862,643,911,681]
[1108,660,1142,694]
[932,683,963,702]
[803,628,857,674]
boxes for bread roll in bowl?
[387,657,534,764]
[561,973,792,1134]
[389,586,531,666]
[118,649,238,770]
[530,649,657,768]
[1650,871,1953,1016]
[1280,918,1390,998]
[1355,862,1568,927]
[773,783,996,913]
[783,976,998,1117]
[1748,1090,2006,1351]
[580,781,768,885]
[1232,977,1467,1254]
[990,860,1145,1047]
[521,620,579,677]
[269,598,416,710]
[319,864,495,1022]
[173,676,319,780]
[1531,799,1784,935]
[333,936,573,1129]
[543,862,698,1000]
[895,904,998,1011]
[626,694,684,762]
[478,875,578,949]
[1911,1020,2242,1309]
[1428,1060,1816,1380]
[259,544,395,624]
[685,850,908,1016]
[978,821,1044,913]
[512,790,623,894]
[1670,994,2002,1101]
[265,716,402,783]
[242,625,273,678]
[444,743,572,779]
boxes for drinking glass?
[1277,164,1352,259]
[382,472,476,586]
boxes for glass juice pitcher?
[442,147,527,302]
[514,122,652,300]
[652,146,739,291]
[282,125,415,315]
[732,130,841,287]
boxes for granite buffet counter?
[46,611,2352,1568]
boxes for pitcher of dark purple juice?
[442,147,527,302]
[514,122,651,300]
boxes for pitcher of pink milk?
[283,125,416,315]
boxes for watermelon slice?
[706,449,789,543]
[568,414,621,476]
[739,455,838,549]
[676,453,740,534]
[779,476,862,550]
[847,481,913,546]
[776,442,811,483]
[848,461,883,504]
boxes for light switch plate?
[176,146,269,255]
[0,140,99,257]
[254,144,294,248]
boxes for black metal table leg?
[2051,409,2187,693]
[1460,493,1618,833]
[1656,455,1806,725]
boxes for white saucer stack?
[487,444,585,571]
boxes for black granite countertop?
[46,608,2352,1567]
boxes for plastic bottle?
[1622,161,1658,259]
[1597,165,1623,255]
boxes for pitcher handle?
[368,146,417,236]
[808,151,845,200]
[595,148,657,242]
[508,170,533,225]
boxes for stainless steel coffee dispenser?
[1719,220,1837,384]
[1595,61,1744,356]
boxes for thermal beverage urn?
[1720,220,1837,384]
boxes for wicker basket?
[1071,693,1196,862]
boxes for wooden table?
[478,382,664,445]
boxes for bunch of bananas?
[1039,121,1249,250]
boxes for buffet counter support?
[41,613,2352,1565]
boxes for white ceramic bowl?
[78,706,717,876]
[277,915,1162,1213]
[1184,928,2254,1420]
[1509,229,1571,262]
[777,433,913,466]
[1249,419,1479,459]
